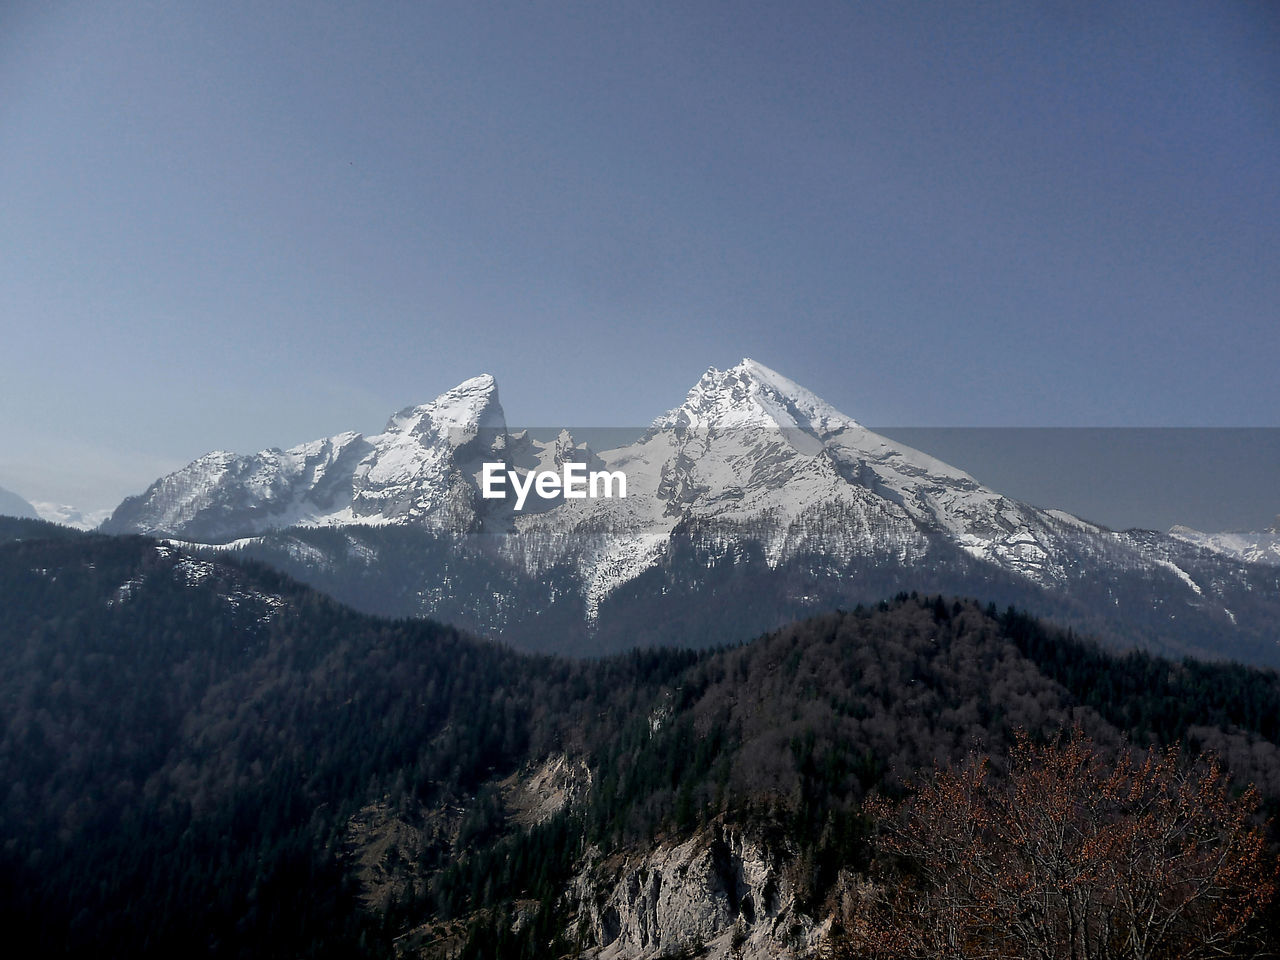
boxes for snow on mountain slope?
[103,375,510,541]
[104,358,1255,625]
[1170,521,1280,567]
[512,359,1118,611]
[348,373,508,524]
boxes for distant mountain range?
[0,484,38,520]
[0,482,111,530]
[1170,519,1280,567]
[30,502,111,531]
[102,359,1280,666]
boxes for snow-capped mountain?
[504,360,1120,618]
[1170,520,1280,567]
[107,359,1110,587]
[105,375,514,542]
[31,502,112,530]
[102,360,1280,664]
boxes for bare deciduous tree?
[840,730,1276,959]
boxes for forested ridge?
[1,518,1277,957]
[222,519,1280,667]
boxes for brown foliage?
[840,730,1277,960]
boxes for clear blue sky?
[2,1,1277,511]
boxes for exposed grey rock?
[572,824,826,960]
[502,753,593,828]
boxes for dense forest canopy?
[0,520,1277,957]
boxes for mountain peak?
[382,374,504,437]
[731,356,780,379]
[733,357,856,425]
[0,484,39,520]
[666,359,858,439]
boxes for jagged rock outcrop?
[502,753,594,827]
[572,823,826,959]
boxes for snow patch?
[174,558,215,585]
[108,577,144,607]
[1151,558,1203,596]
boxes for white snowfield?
[1169,524,1280,568]
[103,358,1249,616]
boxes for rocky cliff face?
[572,823,827,960]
